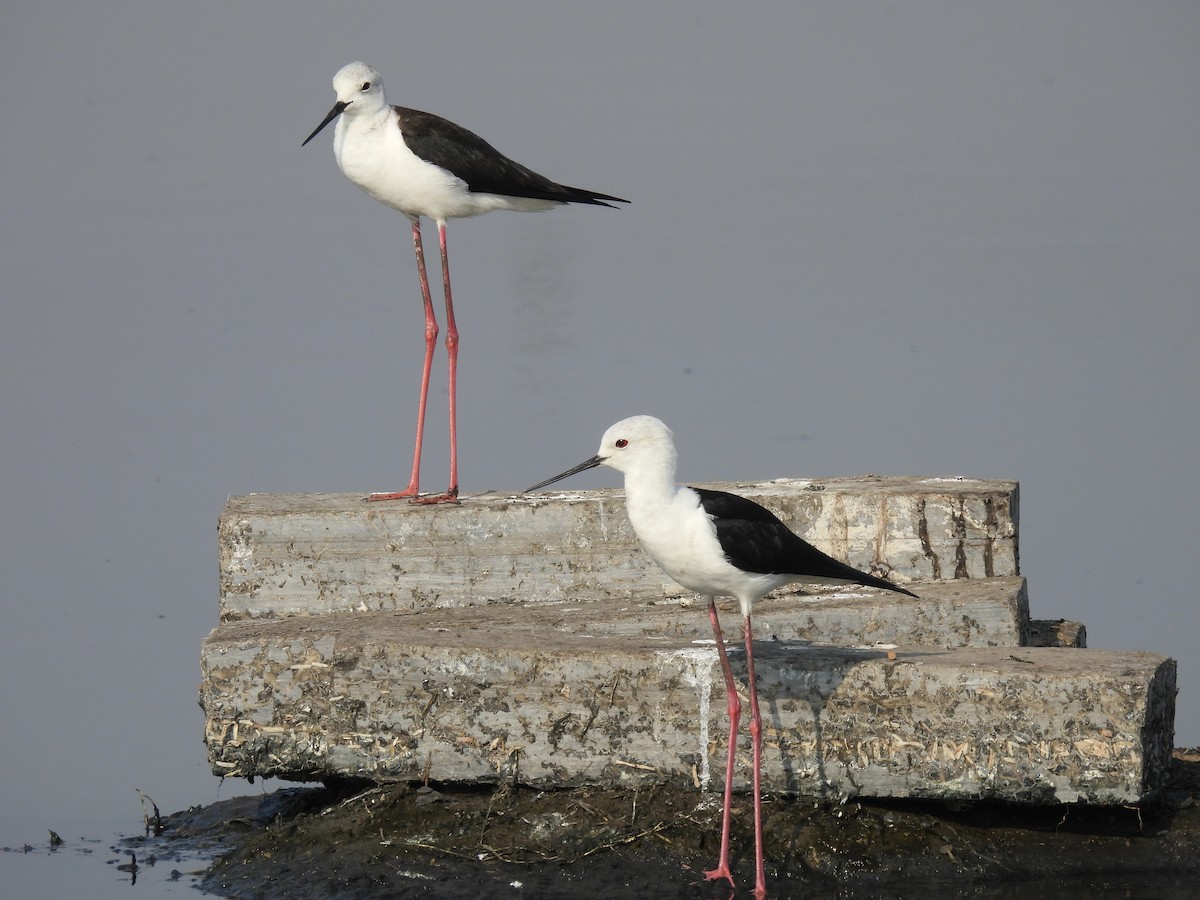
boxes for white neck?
[620,445,680,528]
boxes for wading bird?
[526,415,917,898]
[304,61,628,503]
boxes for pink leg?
[703,597,739,890]
[409,221,459,505]
[368,220,437,502]
[743,614,767,899]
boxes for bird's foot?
[365,488,420,502]
[702,865,736,890]
[408,488,460,506]
[366,487,460,505]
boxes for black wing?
[395,106,628,207]
[693,487,917,598]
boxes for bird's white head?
[524,415,678,494]
[593,415,677,478]
[331,61,386,111]
[302,62,387,147]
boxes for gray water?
[3,3,1198,896]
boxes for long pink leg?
[703,597,739,890]
[408,221,459,504]
[743,614,767,899]
[368,220,437,502]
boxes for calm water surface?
[3,4,1198,898]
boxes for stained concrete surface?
[201,604,1173,804]
[218,482,1016,618]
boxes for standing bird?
[303,62,628,504]
[525,415,917,899]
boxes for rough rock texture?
[202,483,1176,806]
[201,605,1174,804]
[218,479,1017,618]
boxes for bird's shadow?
[724,641,943,798]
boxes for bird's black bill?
[302,100,349,147]
[524,455,603,493]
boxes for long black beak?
[302,100,348,147]
[524,455,604,493]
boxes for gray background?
[2,2,1197,887]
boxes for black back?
[694,488,917,597]
[395,106,628,207]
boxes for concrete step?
[219,478,1018,619]
[512,576,1030,649]
[1029,618,1087,648]
[200,604,1174,804]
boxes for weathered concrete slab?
[219,479,1018,619]
[742,577,1029,648]
[200,603,1173,804]
[488,577,1028,649]
[1029,618,1087,648]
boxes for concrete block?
[200,603,1173,804]
[1029,618,1087,648]
[219,479,1018,619]
[502,576,1028,650]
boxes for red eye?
[615,439,628,448]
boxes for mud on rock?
[184,751,1200,899]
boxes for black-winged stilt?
[525,415,917,898]
[303,61,628,504]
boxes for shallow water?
[1,833,213,898]
[3,5,1198,898]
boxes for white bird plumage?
[303,62,627,504]
[614,426,788,617]
[528,415,915,615]
[322,62,570,221]
[526,414,917,898]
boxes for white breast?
[333,109,468,221]
[627,487,785,607]
[333,108,562,222]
